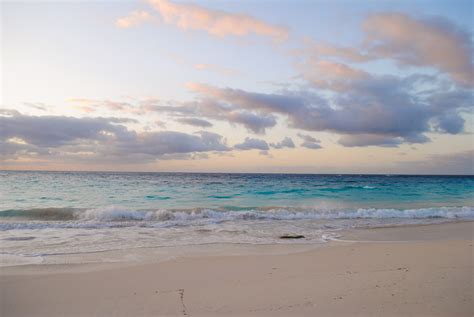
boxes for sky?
[1,0,473,174]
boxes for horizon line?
[1,169,472,177]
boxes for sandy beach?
[1,221,473,317]
[4,0,474,315]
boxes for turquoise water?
[1,171,473,266]
[2,171,473,211]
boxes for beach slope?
[1,222,473,316]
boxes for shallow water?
[1,171,473,266]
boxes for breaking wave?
[0,205,472,230]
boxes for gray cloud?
[122,130,229,157]
[258,150,272,157]
[158,152,210,160]
[188,83,307,115]
[0,115,131,148]
[433,112,465,134]
[289,13,473,148]
[0,114,229,162]
[139,98,277,134]
[71,73,471,149]
[270,137,295,149]
[226,111,276,134]
[301,142,321,150]
[234,137,270,151]
[0,109,23,117]
[176,117,213,127]
[186,76,470,147]
[338,134,403,148]
[292,75,439,144]
[187,98,279,134]
[297,133,322,149]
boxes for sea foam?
[55,205,474,221]
[0,206,472,230]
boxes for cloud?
[363,12,473,86]
[155,120,167,128]
[338,134,403,147]
[185,79,462,147]
[296,59,369,91]
[185,83,303,134]
[170,77,465,147]
[297,133,322,149]
[143,90,279,134]
[290,75,435,145]
[234,137,269,151]
[176,117,213,127]
[68,98,142,115]
[22,102,49,111]
[297,13,473,87]
[428,89,472,134]
[158,152,209,160]
[270,137,295,149]
[226,111,276,134]
[116,10,153,28]
[0,109,21,116]
[291,20,473,143]
[0,114,131,148]
[433,112,465,134]
[69,72,470,148]
[130,130,229,157]
[140,0,288,41]
[69,93,277,134]
[0,113,229,162]
[187,82,303,114]
[70,73,471,149]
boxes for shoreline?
[1,219,471,272]
[1,221,473,316]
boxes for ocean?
[1,171,473,266]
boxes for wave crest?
[78,205,474,222]
[3,205,472,222]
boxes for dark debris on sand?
[279,234,305,239]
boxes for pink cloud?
[297,13,473,87]
[296,59,369,91]
[116,10,153,28]
[146,0,288,41]
[363,12,473,86]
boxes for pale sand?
[1,222,473,317]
